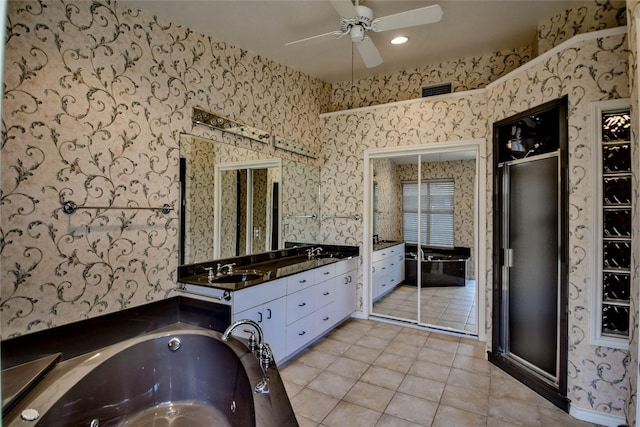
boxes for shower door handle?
[504,248,513,268]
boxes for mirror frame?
[363,139,487,341]
[214,158,283,258]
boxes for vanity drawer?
[314,279,336,309]
[314,302,336,335]
[286,315,315,355]
[286,270,315,294]
[335,257,358,275]
[315,263,336,282]
[286,286,315,325]
[233,278,286,314]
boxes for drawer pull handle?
[299,279,307,283]
[298,331,306,336]
[258,312,263,323]
[267,308,272,319]
[323,292,330,296]
[323,271,330,275]
[344,277,349,285]
[299,302,306,307]
[323,316,329,321]
[348,276,352,283]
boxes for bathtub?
[3,323,297,427]
[405,252,468,287]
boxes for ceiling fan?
[286,0,443,68]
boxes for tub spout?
[222,319,263,348]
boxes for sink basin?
[209,271,265,283]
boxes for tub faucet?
[223,319,272,393]
[223,319,263,347]
[420,248,425,261]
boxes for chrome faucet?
[216,262,236,276]
[420,248,425,261]
[307,247,323,259]
[222,319,271,393]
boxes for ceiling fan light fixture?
[391,36,409,45]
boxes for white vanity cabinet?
[372,243,405,302]
[223,256,359,363]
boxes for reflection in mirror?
[216,160,281,259]
[370,150,477,335]
[179,134,320,265]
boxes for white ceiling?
[122,0,579,83]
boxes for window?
[402,179,454,247]
[591,99,631,349]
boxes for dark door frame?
[488,96,569,411]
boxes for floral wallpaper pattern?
[321,29,630,419]
[1,0,329,338]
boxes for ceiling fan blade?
[374,4,443,32]
[329,0,357,18]
[286,31,342,46]
[356,37,383,68]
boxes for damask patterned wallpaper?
[331,0,627,112]
[321,28,630,419]
[1,0,329,338]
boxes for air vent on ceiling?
[422,82,453,98]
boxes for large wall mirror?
[179,134,321,265]
[364,141,486,339]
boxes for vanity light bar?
[192,107,271,144]
[274,137,318,159]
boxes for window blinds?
[402,179,454,247]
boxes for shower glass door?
[501,153,560,383]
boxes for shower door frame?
[489,97,569,411]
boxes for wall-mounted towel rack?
[61,200,173,215]
[286,214,318,219]
[322,214,362,221]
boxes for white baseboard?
[350,311,367,320]
[570,404,627,427]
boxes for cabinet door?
[335,269,356,320]
[263,297,286,362]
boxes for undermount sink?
[209,271,265,283]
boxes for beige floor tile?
[393,331,429,346]
[431,405,487,427]
[344,381,396,412]
[357,334,393,350]
[456,341,486,359]
[398,375,446,403]
[367,326,401,340]
[385,392,438,426]
[326,356,370,379]
[311,337,351,355]
[343,343,384,364]
[447,367,490,392]
[375,413,424,427]
[488,395,541,427]
[424,336,459,353]
[361,365,406,390]
[322,401,382,427]
[290,387,340,423]
[307,370,358,399]
[440,383,489,416]
[452,353,491,375]
[283,379,303,398]
[328,326,367,344]
[280,361,322,386]
[296,349,338,370]
[416,346,455,367]
[408,359,451,383]
[385,340,421,358]
[374,351,415,373]
[296,415,319,427]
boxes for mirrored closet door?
[365,142,485,337]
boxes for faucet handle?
[259,343,273,369]
[244,329,258,352]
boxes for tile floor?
[280,318,599,427]
[373,281,477,333]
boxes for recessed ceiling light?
[391,36,409,45]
